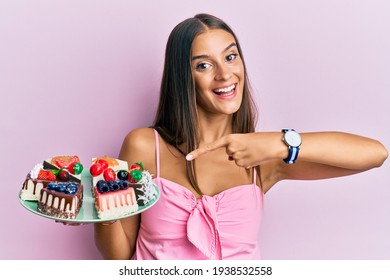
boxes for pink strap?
[153,129,160,178]
[253,167,257,184]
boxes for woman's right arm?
[94,215,140,259]
[94,128,157,259]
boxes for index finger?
[185,137,229,161]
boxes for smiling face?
[191,29,245,116]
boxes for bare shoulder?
[121,127,155,150]
[119,127,157,174]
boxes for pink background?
[1,0,389,259]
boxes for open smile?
[212,84,237,98]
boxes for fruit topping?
[47,182,79,194]
[129,169,142,183]
[129,162,144,172]
[103,168,116,181]
[117,170,129,181]
[96,180,109,193]
[94,161,146,193]
[96,159,109,170]
[93,156,118,168]
[57,170,70,181]
[119,180,129,190]
[68,162,83,175]
[37,170,56,181]
[108,181,120,192]
[90,163,103,177]
[54,156,80,169]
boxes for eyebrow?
[191,42,237,61]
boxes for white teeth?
[214,84,235,93]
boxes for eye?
[196,62,211,71]
[226,53,238,62]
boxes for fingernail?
[186,154,193,161]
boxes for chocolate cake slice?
[37,182,83,219]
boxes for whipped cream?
[30,163,43,179]
[137,171,158,205]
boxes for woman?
[94,13,388,260]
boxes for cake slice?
[21,164,56,201]
[90,157,138,219]
[90,157,157,219]
[37,181,83,219]
[93,180,139,220]
[21,155,84,201]
[21,155,85,219]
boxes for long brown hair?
[153,13,258,195]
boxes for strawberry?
[54,156,80,168]
[54,159,68,168]
[37,170,56,181]
[129,162,144,172]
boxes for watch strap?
[282,129,300,164]
[283,145,300,164]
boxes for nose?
[214,64,232,81]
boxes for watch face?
[284,130,302,147]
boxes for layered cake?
[90,157,157,219]
[38,181,83,219]
[21,164,54,201]
[20,155,84,219]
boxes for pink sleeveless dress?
[132,129,264,260]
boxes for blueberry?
[65,187,76,195]
[119,180,129,190]
[97,180,109,193]
[108,181,120,192]
[96,180,106,188]
[57,183,67,193]
[67,182,77,188]
[47,182,57,190]
[65,183,78,194]
[117,170,129,181]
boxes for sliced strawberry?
[54,159,69,168]
[37,170,56,181]
[54,156,80,168]
[69,155,80,164]
[129,162,144,172]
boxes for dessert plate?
[19,171,160,223]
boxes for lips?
[213,84,236,97]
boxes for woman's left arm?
[299,132,387,169]
[279,131,388,181]
[186,131,388,187]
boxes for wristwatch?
[281,129,302,164]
